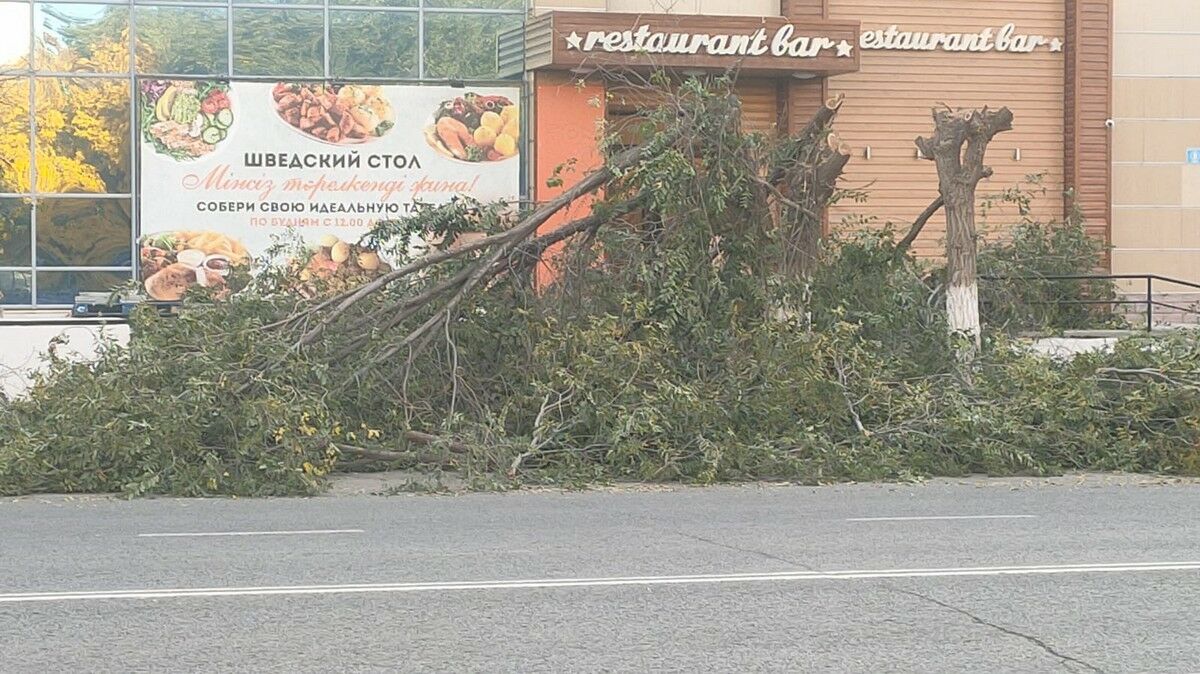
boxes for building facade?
[1112,0,1200,314]
[0,0,525,306]
[3,0,1196,313]
[518,0,1113,267]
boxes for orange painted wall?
[532,71,606,286]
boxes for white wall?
[0,323,130,399]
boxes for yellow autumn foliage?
[0,29,140,195]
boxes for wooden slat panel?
[781,0,825,17]
[825,0,1067,256]
[1065,0,1112,267]
[736,79,782,134]
[787,78,826,131]
[605,78,783,141]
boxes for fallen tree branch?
[349,242,512,383]
[833,355,869,436]
[1096,367,1200,388]
[403,430,471,454]
[332,441,464,468]
[297,142,655,352]
[331,262,479,361]
[294,229,517,349]
[506,197,646,272]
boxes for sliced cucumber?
[201,125,222,144]
[214,108,233,129]
[218,127,228,141]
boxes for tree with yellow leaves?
[0,8,140,196]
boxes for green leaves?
[1,79,1197,496]
[977,206,1122,334]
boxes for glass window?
[0,270,32,304]
[35,77,131,194]
[0,199,32,266]
[232,8,323,77]
[330,10,417,78]
[234,0,321,5]
[328,0,417,8]
[36,269,128,304]
[36,197,132,267]
[423,12,521,80]
[0,3,32,72]
[34,3,130,74]
[135,6,229,76]
[425,0,523,8]
[0,77,32,193]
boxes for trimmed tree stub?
[915,106,1013,349]
[772,94,850,281]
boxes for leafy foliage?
[977,184,1123,333]
[0,301,338,497]
[1,79,1197,497]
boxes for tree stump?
[772,94,850,282]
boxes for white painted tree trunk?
[914,105,1012,369]
[943,197,982,352]
[946,281,981,346]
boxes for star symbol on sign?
[835,39,854,58]
[1049,37,1063,52]
[565,31,583,51]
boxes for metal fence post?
[1146,276,1153,332]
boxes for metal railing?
[979,273,1200,332]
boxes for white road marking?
[846,515,1037,522]
[2,561,1196,604]
[137,529,364,538]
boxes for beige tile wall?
[1113,0,1200,292]
[533,0,606,12]
[534,0,780,15]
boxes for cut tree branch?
[893,195,944,261]
[296,141,658,351]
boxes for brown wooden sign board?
[507,12,861,77]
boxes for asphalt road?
[3,475,1200,673]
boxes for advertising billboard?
[137,80,521,300]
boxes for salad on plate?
[141,80,234,161]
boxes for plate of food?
[273,83,394,145]
[141,80,234,161]
[140,230,250,301]
[284,234,394,299]
[425,92,519,163]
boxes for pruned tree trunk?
[761,94,851,325]
[772,94,850,281]
[915,106,1013,361]
[943,195,982,341]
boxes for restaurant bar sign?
[514,12,862,76]
[564,23,856,60]
[138,80,520,302]
[508,13,1061,78]
[860,24,1063,53]
[565,21,1062,59]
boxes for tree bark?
[943,197,981,339]
[914,107,1013,356]
[772,95,850,283]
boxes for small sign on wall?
[1188,149,1200,164]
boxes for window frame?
[0,0,526,306]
